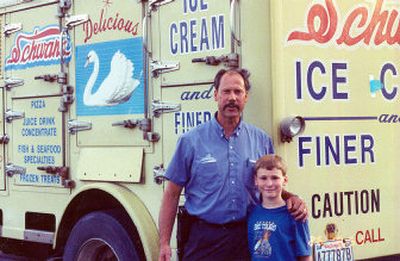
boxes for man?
[159,68,307,261]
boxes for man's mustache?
[223,103,240,111]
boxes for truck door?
[149,0,240,169]
[72,0,147,182]
[3,2,69,189]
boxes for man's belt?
[192,216,246,229]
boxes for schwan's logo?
[5,25,72,71]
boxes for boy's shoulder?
[249,205,290,219]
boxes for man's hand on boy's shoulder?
[287,195,308,222]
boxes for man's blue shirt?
[165,117,274,224]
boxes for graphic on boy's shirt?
[253,221,277,258]
[254,230,272,257]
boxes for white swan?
[83,50,140,106]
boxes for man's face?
[214,72,248,121]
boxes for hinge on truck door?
[0,134,10,144]
[59,85,74,112]
[149,0,175,10]
[150,60,179,78]
[65,14,89,28]
[192,53,239,68]
[58,0,72,17]
[6,163,26,177]
[3,23,22,36]
[68,119,92,134]
[152,100,181,117]
[3,78,24,90]
[34,74,58,83]
[112,118,160,142]
[5,110,25,123]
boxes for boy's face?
[255,168,288,201]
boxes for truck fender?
[57,183,159,261]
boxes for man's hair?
[213,68,251,91]
[255,154,287,177]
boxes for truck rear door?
[149,0,239,168]
[3,1,68,189]
[72,0,147,183]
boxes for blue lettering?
[325,136,340,166]
[211,15,224,49]
[298,136,312,167]
[180,21,189,54]
[39,117,55,125]
[200,0,208,10]
[361,134,374,163]
[170,15,224,55]
[297,134,375,167]
[316,136,321,166]
[380,63,397,100]
[170,23,178,55]
[190,19,197,52]
[307,61,327,100]
[21,127,57,136]
[18,144,29,153]
[19,173,39,183]
[183,0,188,13]
[174,111,211,135]
[332,62,348,99]
[296,61,349,101]
[200,18,209,51]
[184,0,208,13]
[296,61,302,99]
[41,174,60,184]
[344,135,357,164]
[175,112,181,135]
[189,0,197,12]
[31,99,46,109]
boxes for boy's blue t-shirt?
[247,205,311,260]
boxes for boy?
[248,155,312,260]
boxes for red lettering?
[83,20,93,43]
[107,17,113,30]
[336,6,368,45]
[288,0,337,43]
[82,9,139,43]
[288,0,400,47]
[5,26,71,69]
[364,230,372,243]
[355,228,385,245]
[355,230,364,245]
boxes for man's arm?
[158,181,183,261]
[282,190,308,221]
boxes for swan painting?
[83,50,140,106]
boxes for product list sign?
[12,97,64,187]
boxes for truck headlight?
[280,116,305,142]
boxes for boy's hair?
[255,154,287,177]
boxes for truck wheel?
[63,210,141,261]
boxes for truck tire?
[63,210,141,261]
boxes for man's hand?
[287,195,308,222]
[159,244,172,261]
